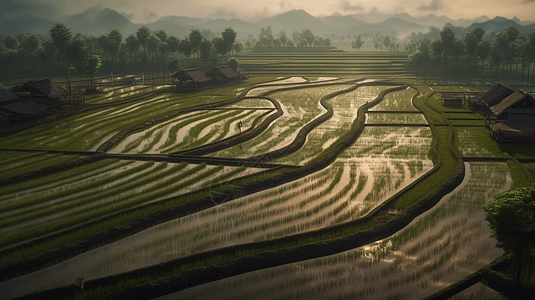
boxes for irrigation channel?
[0,74,515,299]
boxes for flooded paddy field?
[0,52,531,299]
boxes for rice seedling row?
[3,150,435,294]
[0,158,127,202]
[275,85,397,165]
[366,113,428,125]
[369,88,419,112]
[340,126,433,161]
[0,152,80,180]
[453,127,506,158]
[164,162,511,300]
[0,78,274,151]
[214,85,349,158]
[0,160,262,250]
[111,109,262,154]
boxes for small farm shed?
[441,92,465,107]
[172,69,211,90]
[11,79,68,105]
[489,89,535,123]
[206,66,239,84]
[481,83,514,107]
[236,68,249,80]
[489,122,535,142]
[1,100,53,123]
[0,83,19,127]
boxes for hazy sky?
[15,0,535,22]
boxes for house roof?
[1,100,51,116]
[237,68,248,76]
[172,69,210,83]
[490,89,535,116]
[441,92,465,99]
[0,83,19,102]
[481,83,514,107]
[490,121,535,140]
[209,66,239,79]
[12,79,67,99]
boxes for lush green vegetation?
[2,51,532,300]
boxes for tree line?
[0,24,240,80]
[249,26,331,49]
[406,26,535,85]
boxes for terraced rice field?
[0,53,530,300]
[162,162,511,300]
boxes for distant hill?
[466,17,535,36]
[1,6,533,42]
[1,14,57,37]
[63,7,133,36]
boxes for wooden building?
[481,83,514,107]
[11,79,68,105]
[1,81,56,124]
[441,92,465,107]
[206,66,239,84]
[236,68,249,80]
[488,89,535,142]
[0,83,18,127]
[172,69,211,90]
[490,89,535,123]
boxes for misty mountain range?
[2,6,535,40]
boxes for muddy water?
[162,162,510,300]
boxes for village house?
[172,69,211,90]
[486,89,535,142]
[206,66,239,85]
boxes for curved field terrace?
[0,53,530,300]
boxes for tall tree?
[213,37,227,58]
[49,23,72,70]
[136,26,151,64]
[222,28,237,56]
[179,39,193,64]
[279,31,287,46]
[301,29,314,47]
[199,39,212,66]
[20,33,40,56]
[189,29,203,59]
[528,29,535,85]
[155,30,168,43]
[477,39,491,76]
[4,35,19,50]
[107,29,122,71]
[125,34,140,64]
[484,186,535,283]
[440,27,456,75]
[147,35,161,63]
[463,29,479,71]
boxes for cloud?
[338,0,364,12]
[119,11,135,21]
[142,9,158,23]
[369,6,380,15]
[209,7,239,19]
[417,0,444,11]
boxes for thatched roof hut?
[489,121,535,142]
[172,69,211,89]
[236,68,249,80]
[11,79,67,105]
[0,83,18,103]
[490,89,535,123]
[206,66,239,84]
[481,83,514,107]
